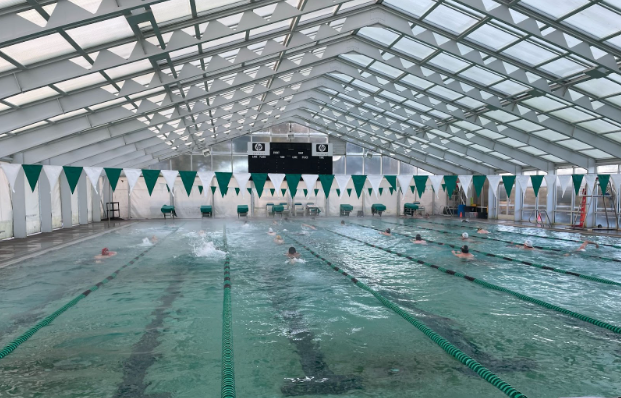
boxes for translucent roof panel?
[358,27,400,46]
[5,87,57,106]
[519,0,589,19]
[1,33,75,66]
[392,37,435,60]
[502,41,557,66]
[383,0,436,17]
[424,4,478,35]
[466,24,520,50]
[67,17,134,50]
[563,4,621,39]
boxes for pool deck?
[0,221,132,268]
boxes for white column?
[78,172,88,225]
[514,177,523,222]
[12,168,27,238]
[39,172,53,232]
[546,176,555,224]
[585,166,597,228]
[92,177,101,222]
[60,171,73,228]
[488,184,497,219]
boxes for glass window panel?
[540,57,586,77]
[502,41,557,65]
[508,119,541,132]
[491,79,529,95]
[564,4,621,39]
[380,90,406,102]
[55,72,107,92]
[105,60,152,79]
[399,161,415,174]
[456,96,485,108]
[382,156,399,174]
[233,135,251,152]
[346,142,364,154]
[369,62,403,78]
[400,74,434,89]
[66,17,134,49]
[485,110,518,122]
[5,86,57,106]
[557,139,591,150]
[1,33,75,65]
[383,0,436,17]
[358,27,400,46]
[550,108,593,123]
[352,79,379,92]
[428,53,470,73]
[212,141,232,153]
[575,77,621,97]
[365,155,381,174]
[427,85,462,100]
[425,5,478,34]
[233,156,248,173]
[580,149,614,159]
[579,119,620,133]
[466,24,519,50]
[340,53,373,67]
[404,99,431,112]
[212,154,232,172]
[459,66,503,85]
[195,0,238,13]
[170,154,192,171]
[522,96,565,111]
[333,155,345,174]
[520,0,588,19]
[151,0,192,24]
[532,129,569,141]
[392,37,436,59]
[346,155,363,174]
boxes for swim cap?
[462,232,469,239]
[461,245,469,254]
[386,228,391,234]
[102,248,109,255]
[524,240,533,248]
[288,247,296,254]
[415,234,422,241]
[276,235,282,240]
[269,228,273,232]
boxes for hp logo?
[317,144,327,152]
[254,143,264,151]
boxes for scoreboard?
[248,142,332,174]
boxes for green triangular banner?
[235,188,240,195]
[413,176,428,197]
[410,186,415,193]
[368,188,373,196]
[347,188,352,197]
[211,186,217,195]
[215,172,232,197]
[319,174,334,198]
[199,185,204,194]
[22,164,42,192]
[472,175,486,197]
[248,188,252,195]
[104,168,122,192]
[270,188,275,196]
[502,175,516,198]
[378,187,384,196]
[384,175,397,191]
[531,175,544,197]
[281,188,287,196]
[314,189,319,196]
[389,187,394,195]
[142,169,160,196]
[303,189,308,196]
[286,174,301,197]
[443,175,458,198]
[179,171,197,196]
[351,175,367,198]
[63,166,83,194]
[572,174,584,196]
[336,189,341,196]
[441,183,446,192]
[598,174,610,195]
[251,173,268,198]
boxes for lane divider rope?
[384,220,621,264]
[284,233,527,398]
[0,227,180,360]
[353,222,621,287]
[221,226,236,398]
[316,226,621,335]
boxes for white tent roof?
[1,0,621,173]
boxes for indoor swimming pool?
[0,218,620,398]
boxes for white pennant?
[335,175,351,198]
[123,169,142,195]
[367,175,384,198]
[584,174,597,193]
[557,175,572,198]
[268,173,285,196]
[486,175,502,198]
[544,174,556,189]
[83,167,103,194]
[397,175,412,198]
[234,173,251,198]
[197,171,215,197]
[161,170,179,196]
[0,164,22,193]
[43,165,63,192]
[611,174,621,199]
[428,175,444,198]
[516,175,530,199]
[302,174,319,197]
[458,175,472,195]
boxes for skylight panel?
[392,37,435,60]
[424,4,478,34]
[466,24,520,50]
[401,75,433,90]
[358,27,400,46]
[339,0,374,11]
[352,79,379,92]
[456,96,485,108]
[49,108,88,122]
[55,72,107,92]
[151,0,192,24]
[532,129,568,141]
[459,66,503,85]
[550,107,594,123]
[250,19,292,36]
[105,59,152,79]
[519,0,588,19]
[502,41,557,66]
[300,6,337,23]
[557,139,592,150]
[522,96,565,112]
[1,33,75,66]
[564,4,621,39]
[340,53,373,67]
[428,85,461,100]
[5,86,57,106]
[580,149,613,159]
[0,56,14,73]
[428,53,470,73]
[369,62,403,78]
[575,77,621,97]
[66,17,134,49]
[539,57,586,77]
[0,0,26,10]
[491,79,529,95]
[380,90,406,102]
[485,109,518,122]
[383,0,436,17]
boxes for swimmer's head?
[476,227,482,231]
[341,220,345,225]
[415,234,422,241]
[288,247,297,255]
[268,227,273,233]
[385,228,391,234]
[524,240,533,248]
[276,235,282,240]
[102,248,109,256]
[461,245,469,254]
[462,232,469,239]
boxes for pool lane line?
[0,227,180,361]
[284,233,527,398]
[313,226,621,335]
[427,218,621,250]
[352,222,621,288]
[221,226,236,398]
[385,220,621,264]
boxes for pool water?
[0,218,620,398]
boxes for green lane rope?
[0,227,179,361]
[221,226,236,398]
[353,222,621,287]
[383,220,621,264]
[319,227,621,335]
[430,218,621,250]
[284,233,527,398]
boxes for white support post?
[39,172,53,232]
[514,177,523,222]
[92,178,101,222]
[78,172,88,225]
[12,169,27,238]
[488,185,497,220]
[585,167,597,228]
[60,171,73,228]
[547,175,555,224]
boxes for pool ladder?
[529,210,552,228]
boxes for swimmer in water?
[301,223,316,230]
[461,232,471,241]
[452,245,474,259]
[267,227,276,236]
[411,234,427,244]
[94,247,117,263]
[285,246,301,263]
[341,220,345,225]
[565,240,599,256]
[198,230,206,237]
[274,235,284,244]
[150,235,158,243]
[476,227,490,234]
[380,228,391,236]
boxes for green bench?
[272,205,284,217]
[237,205,249,217]
[306,203,321,216]
[340,204,353,216]
[200,205,213,218]
[371,204,387,216]
[404,202,419,216]
[161,205,177,219]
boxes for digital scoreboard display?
[248,143,333,174]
